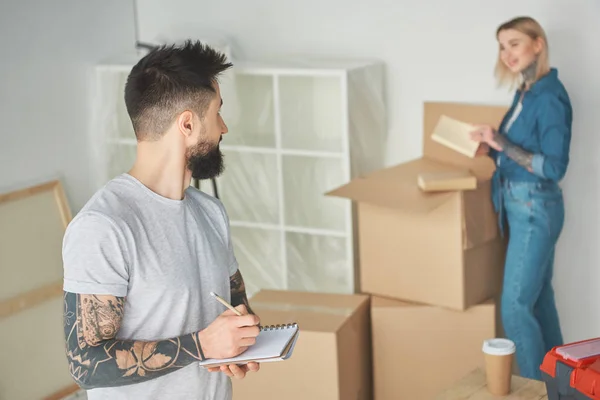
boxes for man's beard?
[186,139,224,180]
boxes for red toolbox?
[541,338,600,400]
[572,358,600,399]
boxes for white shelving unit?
[91,55,386,298]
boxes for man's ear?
[177,110,194,139]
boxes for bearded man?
[62,40,260,400]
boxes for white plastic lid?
[482,338,516,356]
[556,339,600,361]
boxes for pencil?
[210,291,243,316]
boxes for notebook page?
[199,324,298,365]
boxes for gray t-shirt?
[62,173,238,400]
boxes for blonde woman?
[470,16,572,380]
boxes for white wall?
[137,0,600,342]
[0,0,135,210]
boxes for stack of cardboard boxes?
[232,102,509,399]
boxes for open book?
[198,323,300,367]
[431,115,480,158]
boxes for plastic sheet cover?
[92,48,386,298]
[202,59,386,298]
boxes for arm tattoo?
[80,294,124,345]
[63,291,205,390]
[493,131,534,170]
[230,269,255,315]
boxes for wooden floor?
[435,368,547,400]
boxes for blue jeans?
[501,181,564,380]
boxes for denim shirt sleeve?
[531,93,572,181]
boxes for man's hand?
[207,362,260,379]
[198,304,260,360]
[200,303,261,379]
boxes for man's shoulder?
[185,186,228,217]
[70,174,140,231]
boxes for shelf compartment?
[229,220,346,238]
[106,144,136,179]
[282,155,348,231]
[278,75,344,152]
[218,150,279,224]
[285,231,350,294]
[95,68,135,140]
[231,226,284,298]
[220,145,343,159]
[114,71,135,140]
[224,74,276,148]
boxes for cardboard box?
[327,101,508,310]
[232,290,372,400]
[371,296,496,400]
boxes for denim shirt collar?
[517,67,559,96]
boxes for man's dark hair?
[124,40,233,141]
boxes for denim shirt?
[490,68,573,218]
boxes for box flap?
[327,157,469,213]
[423,102,508,180]
[249,290,368,333]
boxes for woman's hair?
[494,16,550,89]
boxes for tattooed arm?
[492,131,535,171]
[230,269,254,315]
[63,291,206,390]
[490,94,571,180]
[63,291,260,390]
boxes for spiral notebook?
[198,323,300,367]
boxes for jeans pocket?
[504,184,533,206]
[530,187,565,237]
[530,184,563,207]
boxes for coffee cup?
[482,338,516,396]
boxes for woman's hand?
[470,125,503,152]
[474,143,490,156]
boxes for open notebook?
[198,323,300,368]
